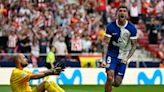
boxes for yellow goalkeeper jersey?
[10,68,32,92]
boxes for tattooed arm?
[121,39,137,64]
[101,36,111,67]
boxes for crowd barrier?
[0,68,163,85]
[0,53,159,68]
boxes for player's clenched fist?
[100,61,107,68]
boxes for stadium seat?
[138,36,149,48]
[147,44,160,58]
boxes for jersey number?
[107,56,111,64]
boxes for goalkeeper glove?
[55,61,66,70]
[44,67,64,76]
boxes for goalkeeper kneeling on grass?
[10,53,65,92]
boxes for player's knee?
[107,75,113,82]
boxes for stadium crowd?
[0,0,163,67]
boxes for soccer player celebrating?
[10,53,65,92]
[101,5,137,92]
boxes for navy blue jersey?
[105,20,137,59]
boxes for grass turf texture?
[0,85,163,92]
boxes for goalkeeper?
[10,53,65,92]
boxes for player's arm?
[102,36,111,60]
[30,68,64,79]
[101,24,112,67]
[30,72,46,79]
[122,39,137,64]
[101,36,111,67]
[127,39,137,59]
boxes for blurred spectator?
[18,32,31,53]
[19,4,31,16]
[106,3,117,21]
[137,19,146,32]
[71,32,82,53]
[98,25,105,40]
[159,19,164,39]
[154,0,164,18]
[147,18,160,44]
[54,36,68,55]
[81,35,92,53]
[96,0,107,25]
[129,1,139,25]
[64,30,72,53]
[0,31,8,52]
[51,26,61,45]
[85,0,97,14]
[0,46,7,61]
[158,39,164,61]
[136,27,144,39]
[92,36,103,53]
[38,31,49,54]
[112,0,121,9]
[33,28,54,61]
[141,0,151,22]
[7,30,17,53]
[44,9,54,27]
[31,35,39,68]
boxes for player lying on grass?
[10,53,65,92]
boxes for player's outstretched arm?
[30,67,64,79]
[30,72,46,79]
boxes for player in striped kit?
[101,5,137,92]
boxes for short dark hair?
[115,5,129,16]
[117,5,128,11]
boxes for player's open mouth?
[120,15,125,18]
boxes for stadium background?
[0,0,164,92]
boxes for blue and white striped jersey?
[105,20,137,59]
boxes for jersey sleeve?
[105,23,113,38]
[130,25,137,39]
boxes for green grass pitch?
[0,85,163,92]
